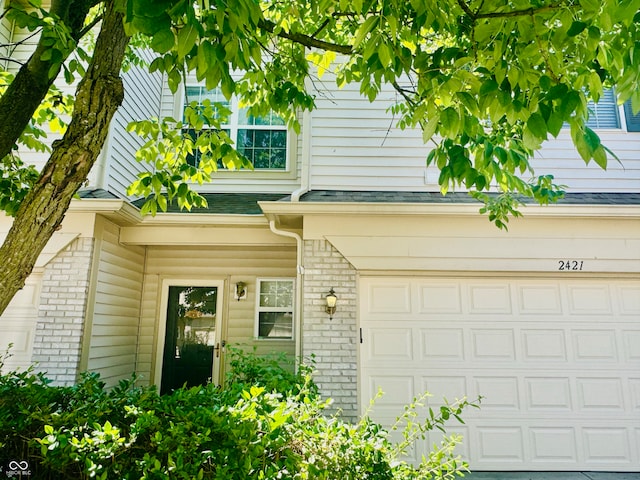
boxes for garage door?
[359,276,640,471]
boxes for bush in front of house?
[0,347,477,480]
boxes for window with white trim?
[255,278,294,340]
[184,86,288,169]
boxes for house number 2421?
[558,260,584,271]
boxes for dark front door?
[160,286,219,394]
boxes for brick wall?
[302,239,358,421]
[32,237,94,385]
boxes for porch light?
[235,282,247,301]
[325,288,337,320]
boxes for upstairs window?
[184,86,288,170]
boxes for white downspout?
[268,220,304,367]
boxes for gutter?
[268,220,304,368]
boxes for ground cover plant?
[0,347,478,479]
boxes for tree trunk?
[0,0,96,160]
[0,0,130,315]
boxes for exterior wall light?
[325,287,337,320]
[235,282,247,301]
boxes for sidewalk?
[463,473,640,480]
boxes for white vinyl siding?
[309,72,640,194]
[85,218,145,387]
[136,245,297,385]
[102,50,163,196]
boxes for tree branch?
[258,19,353,54]
[457,1,570,20]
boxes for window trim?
[254,277,295,341]
[179,85,297,178]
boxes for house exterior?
[1,6,639,472]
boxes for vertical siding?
[136,245,296,386]
[310,73,640,193]
[103,50,164,196]
[86,218,145,387]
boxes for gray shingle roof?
[133,193,290,214]
[298,191,640,205]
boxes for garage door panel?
[631,379,640,410]
[366,282,411,313]
[624,331,640,360]
[365,327,413,361]
[468,284,513,314]
[420,328,465,360]
[359,277,640,471]
[418,283,462,314]
[471,329,516,360]
[577,378,625,411]
[474,377,521,410]
[583,428,632,464]
[522,329,568,360]
[517,284,563,314]
[619,285,640,314]
[572,330,618,361]
[525,377,573,410]
[566,284,613,314]
[475,426,525,463]
[366,373,415,408]
[530,427,578,463]
[420,376,468,407]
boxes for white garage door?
[359,276,640,471]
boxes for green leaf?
[526,112,548,140]
[354,16,379,49]
[592,145,607,169]
[151,28,175,54]
[567,21,587,37]
[422,114,440,142]
[177,23,199,59]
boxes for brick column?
[302,239,358,421]
[32,237,94,385]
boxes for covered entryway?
[360,276,640,471]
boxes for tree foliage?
[0,0,639,313]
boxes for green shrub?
[0,347,478,479]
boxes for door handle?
[214,340,226,358]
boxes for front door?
[160,285,221,394]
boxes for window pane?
[272,130,286,148]
[253,149,270,169]
[258,312,293,338]
[271,149,286,169]
[237,129,254,148]
[259,280,293,307]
